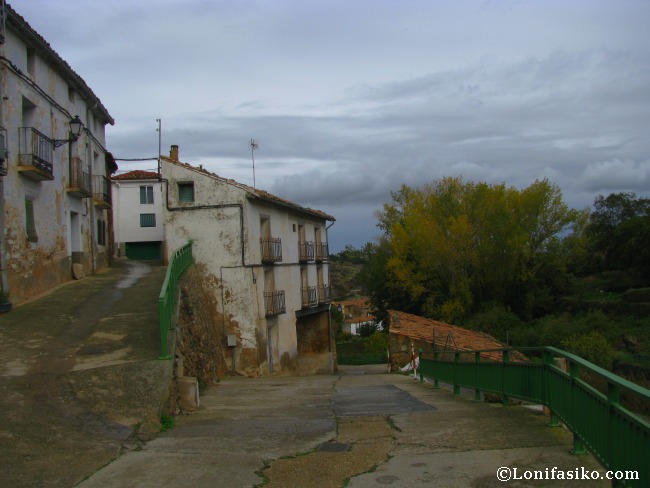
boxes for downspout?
[160,176,249,358]
[325,220,335,355]
[84,104,97,273]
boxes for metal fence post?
[474,352,481,401]
[433,351,440,389]
[502,349,510,407]
[569,361,587,455]
[453,352,461,396]
[543,349,560,427]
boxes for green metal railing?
[158,242,193,359]
[419,347,649,487]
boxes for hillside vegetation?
[332,180,649,387]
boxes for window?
[140,185,154,204]
[25,198,38,242]
[26,48,35,76]
[97,219,106,246]
[140,213,156,227]
[178,182,194,203]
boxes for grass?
[160,414,176,432]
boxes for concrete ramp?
[332,384,436,416]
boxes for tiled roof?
[6,5,114,125]
[112,170,159,181]
[161,156,335,222]
[388,310,526,362]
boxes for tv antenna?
[156,118,162,177]
[250,138,258,188]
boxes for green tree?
[585,192,650,286]
[366,177,581,321]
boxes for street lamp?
[53,115,84,148]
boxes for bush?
[364,331,389,356]
[561,331,616,370]
[599,270,632,293]
[466,304,522,343]
[623,288,650,303]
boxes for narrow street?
[0,260,169,488]
[79,365,607,488]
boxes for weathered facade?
[112,171,164,260]
[161,146,336,376]
[0,4,114,304]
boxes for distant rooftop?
[389,310,526,362]
[112,170,159,181]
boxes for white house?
[112,170,164,260]
[0,4,115,304]
[161,145,336,376]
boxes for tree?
[364,177,581,321]
[585,192,650,285]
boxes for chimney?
[170,145,179,161]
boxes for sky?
[14,0,650,252]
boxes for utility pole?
[250,138,258,188]
[156,118,162,177]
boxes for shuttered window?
[140,213,156,227]
[140,185,154,204]
[25,199,38,242]
[178,182,194,203]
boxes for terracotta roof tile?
[112,170,159,181]
[389,310,526,362]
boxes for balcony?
[261,237,282,263]
[264,290,286,316]
[318,285,331,304]
[17,127,54,181]
[301,286,317,309]
[93,175,111,209]
[298,241,315,262]
[67,157,92,198]
[315,242,329,262]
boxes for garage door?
[125,241,162,260]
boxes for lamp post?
[53,115,84,148]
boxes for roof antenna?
[250,138,258,188]
[156,118,162,178]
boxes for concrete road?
[78,365,608,488]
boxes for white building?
[161,146,336,376]
[112,170,164,260]
[0,4,115,304]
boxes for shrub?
[561,331,616,370]
[623,288,650,303]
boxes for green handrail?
[158,242,193,359]
[419,346,649,487]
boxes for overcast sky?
[15,0,650,252]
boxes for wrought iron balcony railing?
[18,127,54,181]
[315,242,329,262]
[298,241,315,262]
[93,175,111,208]
[318,285,331,304]
[261,237,282,263]
[301,286,317,308]
[67,157,92,198]
[264,290,286,316]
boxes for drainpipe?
[325,220,335,356]
[87,131,96,273]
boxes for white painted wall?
[112,179,164,245]
[161,156,333,375]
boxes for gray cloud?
[17,0,650,251]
